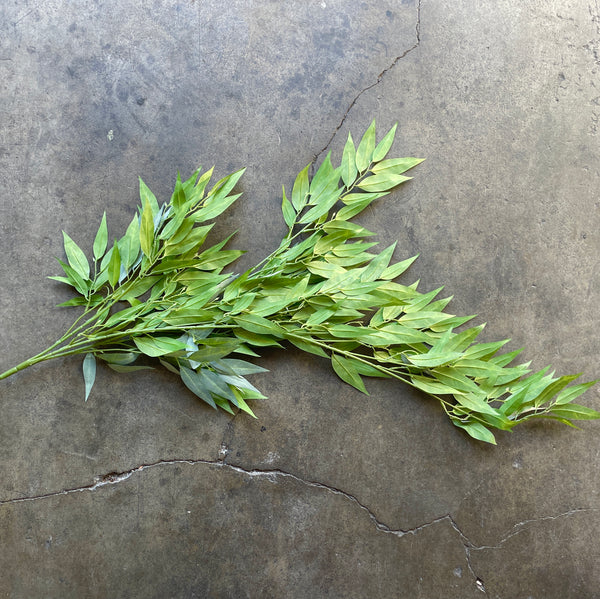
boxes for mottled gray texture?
[1,0,599,597]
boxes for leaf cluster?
[7,121,598,444]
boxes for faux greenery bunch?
[1,122,597,444]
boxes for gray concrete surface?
[1,1,599,597]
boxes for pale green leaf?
[358,172,411,193]
[355,120,376,172]
[292,164,310,211]
[372,123,397,162]
[93,212,108,261]
[281,186,296,228]
[453,420,497,444]
[371,157,424,175]
[133,336,187,357]
[63,231,90,280]
[82,353,96,402]
[341,132,358,187]
[140,197,154,258]
[331,354,368,394]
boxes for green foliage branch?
[1,122,598,444]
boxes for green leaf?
[281,186,296,228]
[171,172,186,212]
[107,364,154,373]
[82,353,96,402]
[140,196,155,258]
[194,168,245,222]
[232,390,257,417]
[163,225,212,257]
[453,420,497,445]
[380,255,419,280]
[107,240,121,288]
[411,375,460,396]
[62,231,90,280]
[323,220,375,238]
[139,177,160,221]
[310,153,336,198]
[331,354,368,394]
[93,212,108,261]
[118,215,141,273]
[56,259,89,296]
[180,366,217,409]
[398,311,454,329]
[292,164,310,211]
[188,339,242,362]
[355,120,376,172]
[553,380,598,406]
[547,403,600,420]
[234,314,284,337]
[358,172,411,193]
[372,123,397,162]
[297,187,342,224]
[287,334,329,358]
[361,243,396,282]
[407,351,464,368]
[341,132,358,188]
[133,336,187,357]
[371,157,424,175]
[214,358,268,376]
[234,329,284,347]
[97,352,139,365]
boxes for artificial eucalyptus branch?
[1,121,598,444]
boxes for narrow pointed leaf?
[292,164,310,211]
[93,212,108,260]
[355,120,376,172]
[63,231,90,280]
[372,123,397,162]
[331,354,368,394]
[341,132,358,187]
[83,353,96,402]
[281,186,296,228]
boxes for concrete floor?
[1,1,599,597]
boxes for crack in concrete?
[0,457,444,538]
[0,456,489,594]
[312,0,421,169]
[4,457,591,596]
[446,508,600,594]
[447,516,488,594]
[467,507,599,551]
